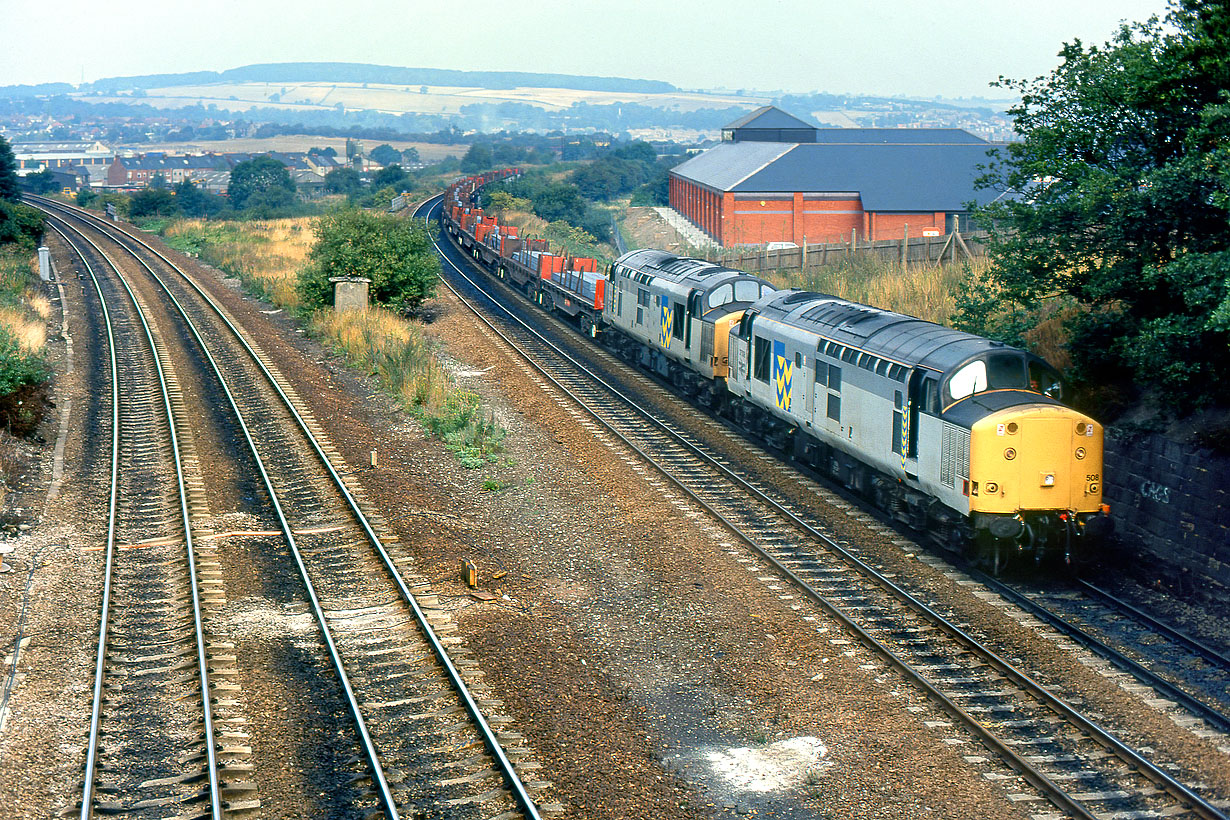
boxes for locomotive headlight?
[1075,446,1086,460]
[1040,472,1056,487]
[1004,448,1017,460]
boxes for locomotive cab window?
[707,284,734,310]
[734,280,764,302]
[672,302,685,340]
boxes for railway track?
[423,194,1230,820]
[978,572,1230,737]
[35,196,547,819]
[50,222,237,817]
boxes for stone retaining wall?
[1102,430,1229,597]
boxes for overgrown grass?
[310,309,503,467]
[0,245,52,505]
[757,254,994,328]
[162,217,504,466]
[163,219,309,309]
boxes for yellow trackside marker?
[371,449,378,468]
[461,558,478,588]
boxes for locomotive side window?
[672,302,685,340]
[636,288,650,325]
[892,391,904,455]
[923,376,941,414]
[815,360,828,387]
[753,336,772,383]
[1028,361,1065,399]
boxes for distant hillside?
[80,62,677,95]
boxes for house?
[107,153,228,188]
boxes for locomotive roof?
[615,249,769,290]
[753,290,1017,373]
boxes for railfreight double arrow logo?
[773,339,793,411]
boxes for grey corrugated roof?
[813,128,987,145]
[668,142,795,192]
[671,142,997,211]
[723,106,817,131]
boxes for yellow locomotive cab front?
[969,404,1104,516]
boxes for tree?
[370,144,402,166]
[227,156,296,211]
[323,167,362,196]
[149,172,169,190]
[0,137,20,202]
[402,146,420,165]
[298,209,439,312]
[530,182,586,224]
[129,188,180,218]
[0,199,44,247]
[173,180,226,218]
[23,169,60,195]
[460,142,493,173]
[965,0,1230,413]
[371,164,410,191]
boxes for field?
[83,81,767,118]
[127,135,464,161]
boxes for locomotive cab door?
[904,369,925,479]
[687,290,703,351]
[904,369,940,481]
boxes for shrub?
[0,325,49,436]
[298,209,439,313]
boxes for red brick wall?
[670,177,950,246]
[869,212,944,239]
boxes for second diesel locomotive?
[441,173,1112,567]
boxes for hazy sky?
[2,0,1171,99]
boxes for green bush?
[0,325,49,436]
[0,200,44,249]
[298,209,439,313]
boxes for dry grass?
[310,308,502,466]
[0,306,46,353]
[759,255,993,328]
[164,218,315,310]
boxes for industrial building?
[669,107,1001,247]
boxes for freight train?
[441,171,1112,569]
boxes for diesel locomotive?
[441,173,1112,569]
